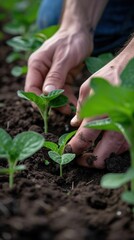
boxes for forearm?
[61,0,108,31]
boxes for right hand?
[25,27,93,113]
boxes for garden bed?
[0,29,134,240]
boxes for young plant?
[0,128,44,188]
[44,131,76,176]
[80,58,134,205]
[6,26,59,77]
[18,89,68,133]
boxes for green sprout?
[6,26,59,77]
[18,89,68,133]
[44,131,76,176]
[0,128,44,188]
[80,58,134,205]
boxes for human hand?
[68,58,129,168]
[25,27,93,114]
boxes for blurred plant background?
[0,0,58,77]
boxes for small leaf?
[101,168,134,189]
[61,153,75,165]
[6,52,20,63]
[0,168,11,174]
[44,160,50,166]
[44,141,58,152]
[50,95,68,108]
[85,118,120,132]
[17,91,45,112]
[39,25,59,39]
[0,128,12,158]
[58,131,76,147]
[85,57,104,74]
[14,165,26,171]
[85,53,113,74]
[121,191,134,204]
[120,58,134,88]
[48,151,61,164]
[12,131,44,161]
[45,89,64,101]
[11,66,27,77]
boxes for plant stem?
[9,169,14,189]
[44,107,48,133]
[60,164,62,177]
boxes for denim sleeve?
[37,0,63,29]
[37,0,134,55]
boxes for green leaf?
[7,36,30,51]
[58,131,76,147]
[0,128,12,158]
[6,52,21,63]
[14,165,26,171]
[45,89,64,101]
[61,153,75,165]
[44,160,50,166]
[120,58,134,88]
[85,57,105,74]
[85,53,113,74]
[48,151,61,164]
[50,95,68,108]
[85,118,120,132]
[101,168,134,189]
[44,141,58,152]
[98,53,114,64]
[17,91,45,112]
[80,77,134,119]
[0,168,11,174]
[121,191,134,204]
[11,66,27,77]
[12,131,44,161]
[39,25,59,39]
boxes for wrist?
[113,38,134,73]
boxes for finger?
[68,118,101,155]
[57,84,77,115]
[71,80,90,126]
[43,48,76,93]
[25,57,49,95]
[77,131,128,169]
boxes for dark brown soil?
[0,26,133,240]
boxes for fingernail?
[71,115,81,127]
[44,85,56,93]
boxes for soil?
[0,25,134,240]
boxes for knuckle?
[28,57,47,73]
[47,71,62,82]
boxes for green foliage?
[6,25,59,76]
[18,89,68,133]
[80,58,134,206]
[85,53,114,74]
[44,131,76,176]
[0,128,44,188]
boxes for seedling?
[18,89,68,133]
[6,26,59,76]
[0,128,44,188]
[44,131,76,176]
[80,58,134,205]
